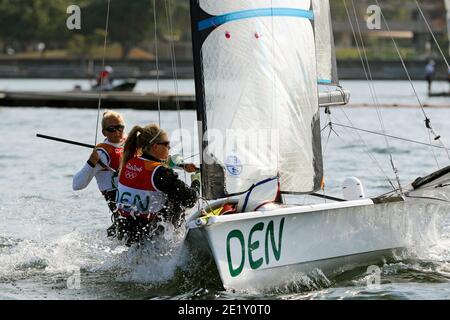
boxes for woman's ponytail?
[120,123,167,170]
[120,125,143,170]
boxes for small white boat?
[185,0,450,291]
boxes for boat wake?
[0,215,223,299]
[1,214,449,299]
[0,220,188,283]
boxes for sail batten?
[191,0,324,199]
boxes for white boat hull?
[187,193,449,291]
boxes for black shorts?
[116,216,164,246]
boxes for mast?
[190,2,230,198]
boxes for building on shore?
[332,0,448,60]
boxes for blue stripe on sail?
[318,79,332,85]
[198,8,314,31]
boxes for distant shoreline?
[0,59,449,81]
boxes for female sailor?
[72,110,126,237]
[116,124,200,246]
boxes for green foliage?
[0,0,73,46]
[0,0,447,61]
[0,0,191,57]
[67,29,105,59]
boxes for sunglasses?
[104,125,125,133]
[156,141,171,149]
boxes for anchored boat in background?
[185,0,450,291]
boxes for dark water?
[1,80,450,300]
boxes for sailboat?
[184,0,450,291]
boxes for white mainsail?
[191,0,323,199]
[313,0,339,85]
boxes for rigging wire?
[347,0,403,194]
[415,0,450,70]
[320,108,331,204]
[164,0,187,182]
[340,0,397,193]
[428,128,441,168]
[152,0,162,127]
[269,1,280,187]
[350,0,390,151]
[94,0,111,145]
[334,109,398,192]
[321,115,396,193]
[322,108,335,155]
[330,122,450,152]
[374,0,450,162]
[415,0,448,168]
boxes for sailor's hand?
[88,149,100,166]
[169,154,184,168]
[184,163,197,173]
[191,172,201,184]
[190,172,201,193]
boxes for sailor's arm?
[152,166,199,208]
[168,154,197,173]
[72,149,108,190]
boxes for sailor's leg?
[103,190,118,238]
[107,211,119,238]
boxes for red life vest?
[96,142,123,171]
[117,157,168,217]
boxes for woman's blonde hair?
[120,124,167,169]
[102,110,124,129]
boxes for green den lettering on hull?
[226,218,285,277]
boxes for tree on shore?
[0,0,193,58]
[81,0,155,59]
[0,0,74,53]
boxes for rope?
[415,0,450,70]
[94,0,111,145]
[152,0,162,127]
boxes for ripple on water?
[370,147,411,155]
[0,236,20,250]
[0,155,22,160]
[19,194,53,202]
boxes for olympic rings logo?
[125,171,138,179]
